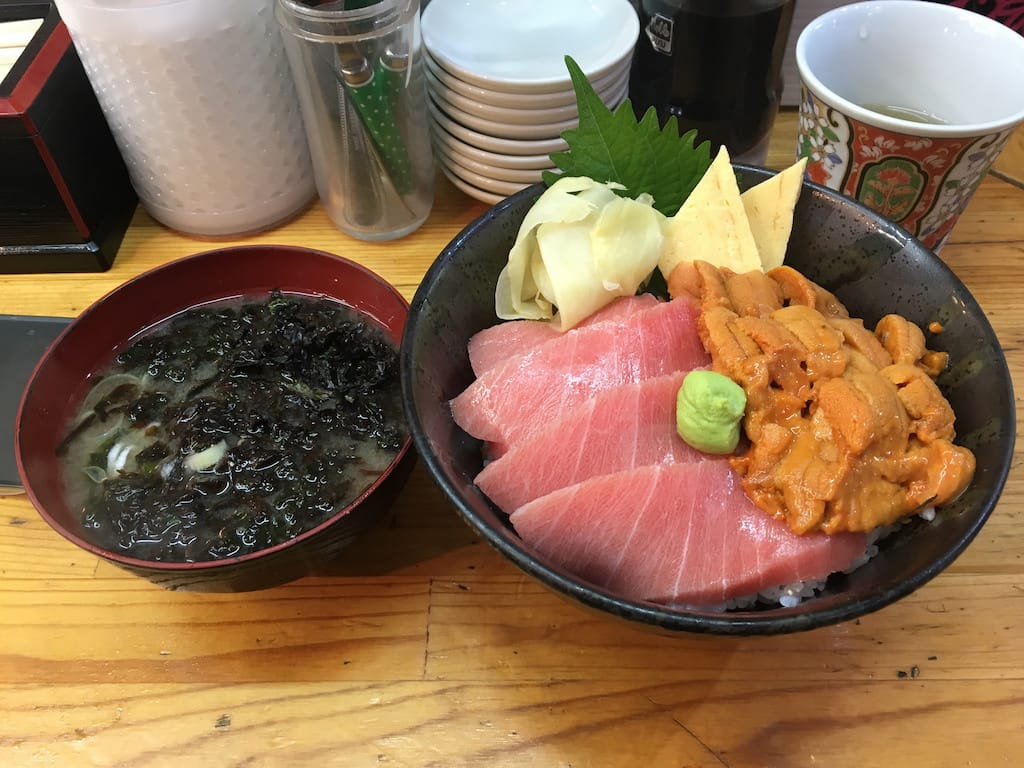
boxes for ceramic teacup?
[795,0,1024,250]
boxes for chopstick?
[337,48,415,195]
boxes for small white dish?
[434,141,547,184]
[428,70,580,123]
[425,52,627,109]
[429,99,568,155]
[432,93,579,140]
[431,122,556,169]
[444,158,532,197]
[427,68,630,126]
[440,165,505,205]
[422,0,639,92]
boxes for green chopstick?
[339,50,414,195]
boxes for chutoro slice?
[451,298,709,454]
[509,462,868,606]
[476,372,705,512]
[468,294,659,376]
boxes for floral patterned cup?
[795,0,1024,251]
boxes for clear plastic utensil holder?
[276,0,434,241]
[53,0,316,237]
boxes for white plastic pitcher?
[54,0,315,236]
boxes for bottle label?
[645,12,674,56]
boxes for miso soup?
[58,290,406,563]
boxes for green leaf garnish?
[543,56,714,217]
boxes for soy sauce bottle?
[629,0,795,165]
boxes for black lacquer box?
[0,1,136,273]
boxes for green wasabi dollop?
[676,370,747,454]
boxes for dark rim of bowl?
[17,245,413,572]
[402,178,1016,635]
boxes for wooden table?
[1,110,1022,768]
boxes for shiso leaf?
[543,56,713,217]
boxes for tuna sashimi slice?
[476,372,706,513]
[509,463,868,606]
[451,298,709,454]
[468,294,659,376]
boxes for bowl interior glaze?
[17,245,413,591]
[401,173,1015,634]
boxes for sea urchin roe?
[670,260,976,536]
[59,291,406,563]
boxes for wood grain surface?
[1,110,1022,768]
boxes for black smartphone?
[1,314,71,492]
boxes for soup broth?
[860,103,947,125]
[58,291,406,563]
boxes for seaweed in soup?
[62,291,405,563]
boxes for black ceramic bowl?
[17,245,415,592]
[401,172,1015,635]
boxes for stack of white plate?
[421,0,640,204]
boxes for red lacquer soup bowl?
[17,245,414,592]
